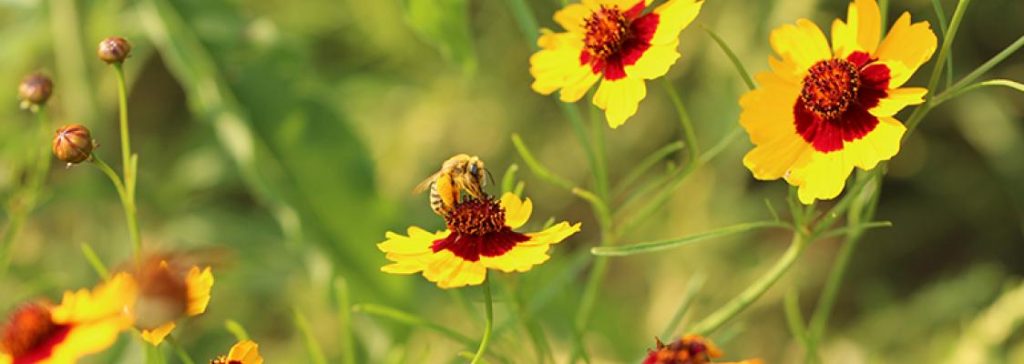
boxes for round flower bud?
[52,124,95,165]
[97,36,131,64]
[18,73,53,109]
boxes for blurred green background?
[0,0,1022,362]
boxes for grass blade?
[701,25,756,90]
[353,303,475,346]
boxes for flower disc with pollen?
[379,192,581,289]
[431,198,530,262]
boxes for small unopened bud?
[18,73,53,110]
[52,124,95,165]
[97,36,131,64]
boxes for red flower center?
[133,258,189,330]
[211,357,242,364]
[579,1,659,81]
[584,6,630,60]
[643,337,718,364]
[793,51,891,153]
[0,303,71,363]
[431,198,529,262]
[800,59,861,120]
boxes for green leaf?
[402,0,478,74]
[592,221,792,256]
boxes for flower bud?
[52,124,95,165]
[97,36,131,64]
[18,73,53,110]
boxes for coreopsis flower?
[740,0,936,203]
[128,256,214,345]
[0,273,136,364]
[643,335,762,364]
[211,340,263,364]
[530,0,704,128]
[378,192,581,289]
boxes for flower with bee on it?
[0,273,136,364]
[122,254,214,346]
[740,0,936,204]
[18,73,53,111]
[379,191,580,289]
[414,154,489,217]
[52,124,96,166]
[643,335,762,364]
[210,340,263,364]
[530,0,705,128]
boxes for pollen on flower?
[800,58,861,120]
[643,335,724,364]
[584,6,630,60]
[210,357,242,364]
[431,197,529,262]
[0,303,70,359]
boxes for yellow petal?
[185,266,214,316]
[529,31,594,100]
[769,19,831,76]
[523,222,581,247]
[870,87,926,117]
[560,72,601,103]
[786,151,855,204]
[141,322,176,346]
[51,272,137,324]
[481,244,552,273]
[650,0,704,45]
[46,319,128,363]
[592,77,647,128]
[625,41,680,80]
[422,251,486,289]
[228,340,264,364]
[739,71,802,146]
[875,12,937,82]
[554,3,591,33]
[838,0,881,56]
[843,116,906,170]
[871,59,913,89]
[500,192,533,229]
[377,227,443,255]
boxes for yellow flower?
[0,273,136,364]
[379,192,581,289]
[129,256,214,345]
[740,0,936,204]
[643,335,762,364]
[211,340,263,364]
[530,0,704,128]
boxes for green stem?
[662,79,700,164]
[929,0,954,89]
[112,64,142,258]
[166,336,196,364]
[294,308,329,364]
[92,156,140,258]
[353,304,475,346]
[907,0,972,135]
[690,232,808,335]
[80,242,111,279]
[334,277,357,364]
[470,275,494,364]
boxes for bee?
[414,154,489,216]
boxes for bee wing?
[413,172,442,194]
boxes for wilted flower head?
[0,273,136,364]
[97,36,132,64]
[52,124,95,165]
[18,73,53,110]
[125,254,214,345]
[211,340,264,364]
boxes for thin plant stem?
[662,79,700,164]
[930,0,954,89]
[470,275,494,364]
[353,304,475,346]
[691,231,808,335]
[80,242,111,279]
[91,156,140,258]
[112,64,142,259]
[0,107,52,274]
[224,320,251,341]
[294,308,329,364]
[334,277,357,364]
[907,0,972,135]
[166,336,196,364]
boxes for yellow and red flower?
[530,0,704,128]
[740,0,936,204]
[643,335,762,364]
[211,340,263,364]
[378,192,580,289]
[128,256,214,345]
[0,273,136,364]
